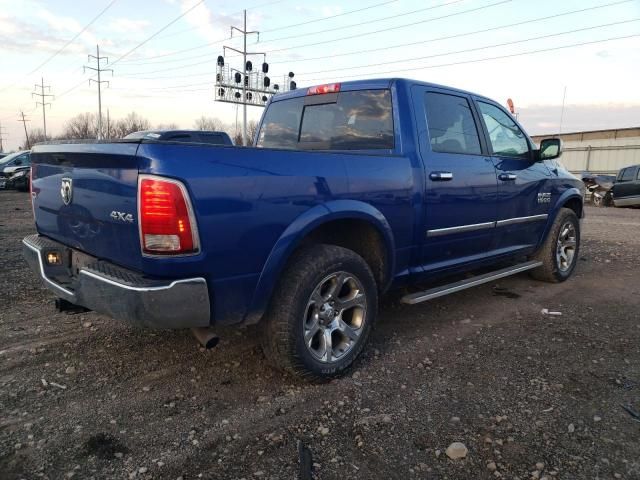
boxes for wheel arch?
[537,188,583,249]
[243,200,395,325]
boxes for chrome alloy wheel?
[303,272,367,363]
[556,222,577,272]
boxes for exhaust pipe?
[191,327,219,350]
[55,298,91,314]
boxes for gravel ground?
[1,190,639,480]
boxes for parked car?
[0,150,31,175]
[124,129,234,146]
[5,167,30,191]
[0,152,8,159]
[23,78,584,381]
[611,164,640,207]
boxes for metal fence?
[560,144,640,174]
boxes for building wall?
[531,127,640,174]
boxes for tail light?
[30,165,36,220]
[138,175,200,255]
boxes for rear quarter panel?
[137,142,416,325]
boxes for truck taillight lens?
[30,165,36,220]
[138,176,199,255]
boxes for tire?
[592,194,604,207]
[530,208,580,283]
[261,244,378,382]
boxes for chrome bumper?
[22,234,211,329]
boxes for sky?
[0,0,639,151]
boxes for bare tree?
[61,113,99,140]
[248,120,258,144]
[233,131,243,146]
[156,122,179,130]
[21,128,48,149]
[112,112,151,138]
[194,116,223,131]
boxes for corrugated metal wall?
[531,127,640,174]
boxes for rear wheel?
[261,244,377,381]
[530,208,580,283]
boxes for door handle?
[498,173,517,181]
[429,171,453,181]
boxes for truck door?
[412,86,498,272]
[474,99,553,253]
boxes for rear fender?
[243,200,395,325]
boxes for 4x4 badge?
[61,177,73,205]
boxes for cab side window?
[424,92,482,155]
[478,101,529,158]
[619,167,634,182]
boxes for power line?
[114,0,637,83]
[119,71,213,80]
[296,33,640,84]
[260,0,398,33]
[117,58,221,76]
[116,0,630,80]
[116,35,233,63]
[0,0,117,94]
[257,0,467,45]
[32,77,54,138]
[117,0,399,67]
[117,0,503,65]
[28,1,117,75]
[295,18,640,77]
[261,0,510,54]
[50,0,204,98]
[268,0,637,65]
[109,0,206,65]
[265,0,632,55]
[113,18,638,91]
[156,0,291,40]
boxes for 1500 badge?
[110,211,134,223]
[537,193,551,204]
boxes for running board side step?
[401,260,543,305]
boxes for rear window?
[257,89,394,150]
[199,133,230,145]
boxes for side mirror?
[539,138,562,161]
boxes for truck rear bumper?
[22,234,211,329]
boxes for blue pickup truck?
[23,78,584,380]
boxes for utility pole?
[0,122,7,152]
[18,111,31,149]
[558,86,567,136]
[84,45,113,140]
[32,77,54,139]
[226,10,260,146]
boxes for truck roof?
[273,78,488,102]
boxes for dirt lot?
[1,190,639,480]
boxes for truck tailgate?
[31,142,143,272]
